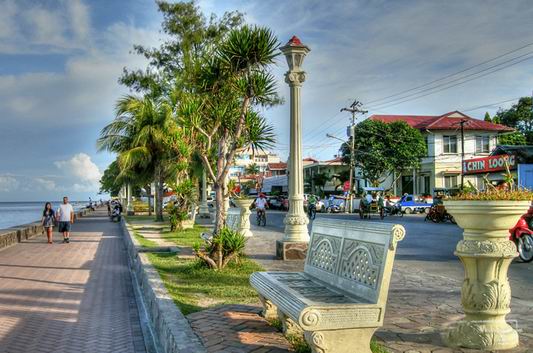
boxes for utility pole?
[340,100,367,213]
[459,119,467,190]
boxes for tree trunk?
[156,165,164,222]
[214,181,225,234]
[147,184,152,216]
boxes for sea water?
[0,202,88,230]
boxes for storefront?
[462,146,533,189]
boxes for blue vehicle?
[398,194,431,214]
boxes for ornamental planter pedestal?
[233,199,254,238]
[443,200,531,351]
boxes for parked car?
[267,196,283,210]
[398,194,431,214]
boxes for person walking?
[56,196,74,243]
[41,202,56,244]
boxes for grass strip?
[147,253,263,315]
[160,225,207,247]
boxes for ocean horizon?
[0,201,91,230]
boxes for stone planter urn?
[233,198,254,238]
[443,200,531,351]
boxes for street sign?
[462,154,516,174]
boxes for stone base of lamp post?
[126,205,134,216]
[198,203,211,219]
[276,240,308,260]
[278,214,309,260]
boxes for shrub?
[195,227,247,269]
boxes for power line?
[367,51,533,111]
[367,53,533,111]
[365,41,533,105]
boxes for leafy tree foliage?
[119,1,243,96]
[341,120,427,187]
[484,112,491,122]
[312,172,330,196]
[245,163,260,175]
[493,96,533,144]
[99,160,122,196]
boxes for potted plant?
[167,180,198,231]
[229,180,254,237]
[443,170,532,350]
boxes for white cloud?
[0,175,20,192]
[0,0,92,54]
[54,153,102,192]
[34,177,57,191]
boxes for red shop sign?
[462,154,516,174]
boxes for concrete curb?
[120,219,206,353]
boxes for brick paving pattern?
[0,210,146,353]
[188,305,291,353]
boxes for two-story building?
[229,147,281,180]
[369,111,514,195]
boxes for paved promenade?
[0,210,146,353]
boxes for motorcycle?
[509,207,533,262]
[425,205,456,224]
[308,203,317,220]
[383,203,403,217]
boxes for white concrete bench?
[250,219,405,353]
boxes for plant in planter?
[443,177,532,350]
[167,180,198,231]
[229,181,254,237]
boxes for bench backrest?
[225,208,241,231]
[304,219,405,305]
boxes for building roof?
[322,156,344,165]
[369,111,514,132]
[267,162,287,170]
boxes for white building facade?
[369,111,514,195]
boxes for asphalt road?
[259,210,533,301]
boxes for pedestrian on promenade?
[41,202,56,244]
[56,196,74,244]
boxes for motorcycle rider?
[307,193,318,219]
[255,193,268,220]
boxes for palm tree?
[97,95,180,221]
[245,163,260,176]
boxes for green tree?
[120,1,243,96]
[484,112,491,122]
[312,172,330,196]
[99,160,122,196]
[97,95,187,221]
[493,96,533,144]
[499,132,527,145]
[178,25,279,269]
[245,163,260,175]
[341,120,426,187]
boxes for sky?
[0,0,532,201]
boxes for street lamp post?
[126,183,134,215]
[198,169,210,218]
[278,36,310,259]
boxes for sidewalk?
[245,223,533,353]
[0,209,146,353]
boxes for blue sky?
[0,0,532,201]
